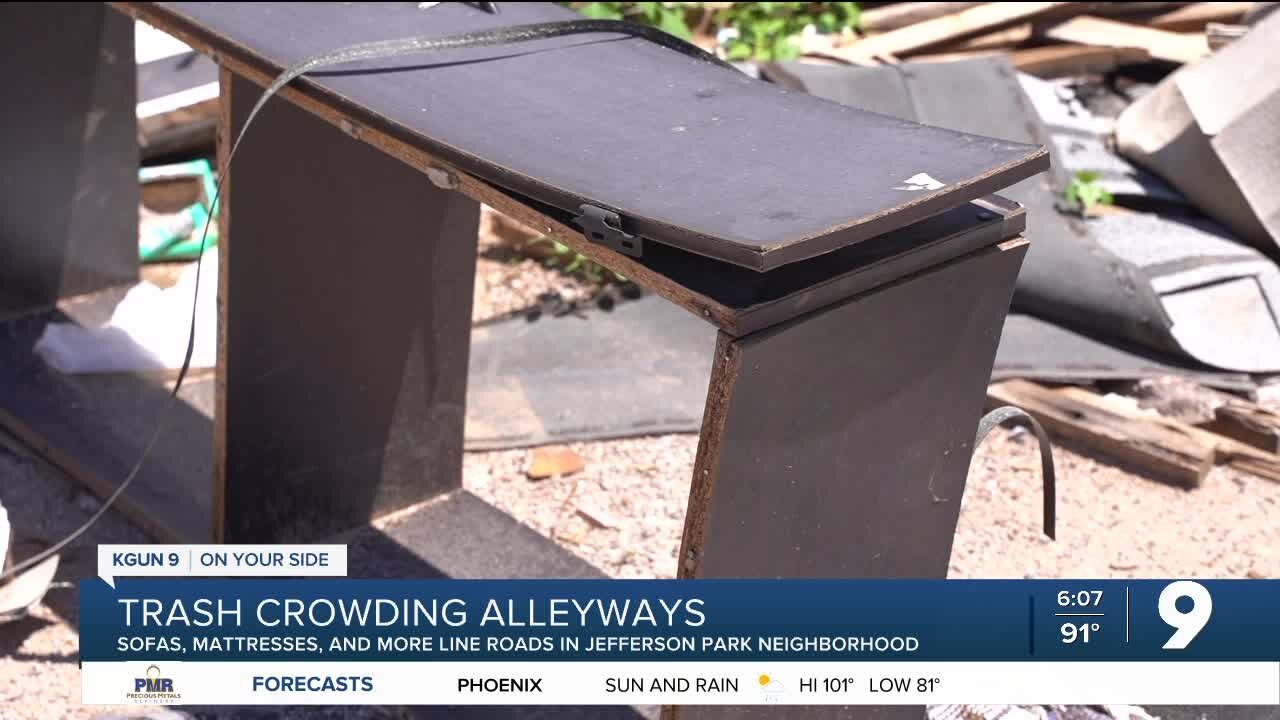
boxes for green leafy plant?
[530,236,627,284]
[570,2,693,40]
[1064,170,1114,213]
[561,2,862,61]
[717,2,860,61]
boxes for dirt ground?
[2,232,1279,719]
[465,429,1280,581]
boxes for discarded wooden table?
[0,3,1045,715]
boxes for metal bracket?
[574,204,643,258]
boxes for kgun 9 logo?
[1158,581,1213,650]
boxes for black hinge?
[574,204,643,258]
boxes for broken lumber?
[988,380,1213,488]
[1011,44,1151,76]
[1183,424,1280,485]
[910,49,1004,65]
[1200,401,1280,453]
[916,23,1035,54]
[1042,15,1209,64]
[859,2,985,32]
[1146,2,1255,32]
[836,2,1071,63]
[990,381,1280,487]
[1071,390,1280,484]
[1088,2,1193,14]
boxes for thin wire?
[0,176,215,584]
[238,18,735,153]
[975,406,1057,540]
[0,16,736,584]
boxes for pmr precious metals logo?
[127,664,181,703]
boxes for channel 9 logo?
[1159,580,1213,650]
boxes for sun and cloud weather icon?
[758,673,784,701]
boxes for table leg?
[671,239,1028,720]
[0,3,138,312]
[217,71,479,542]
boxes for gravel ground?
[472,251,599,325]
[472,206,602,324]
[464,436,700,579]
[0,439,150,720]
[464,430,1280,581]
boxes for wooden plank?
[1060,388,1280,484]
[114,2,1046,271]
[681,239,1028,579]
[990,381,1280,486]
[1200,401,1280,453]
[1011,43,1151,77]
[676,331,737,582]
[1088,2,1191,15]
[911,23,1034,54]
[859,2,985,32]
[0,3,138,312]
[213,66,233,543]
[219,73,479,542]
[1146,2,1255,32]
[1214,452,1280,484]
[834,2,1071,62]
[907,49,1005,65]
[910,44,1153,76]
[645,196,1025,337]
[674,240,1028,720]
[987,380,1213,488]
[1042,15,1209,64]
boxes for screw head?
[425,165,458,190]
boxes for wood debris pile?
[989,379,1280,489]
[800,2,1268,77]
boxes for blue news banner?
[80,579,1280,705]
[82,579,1278,662]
